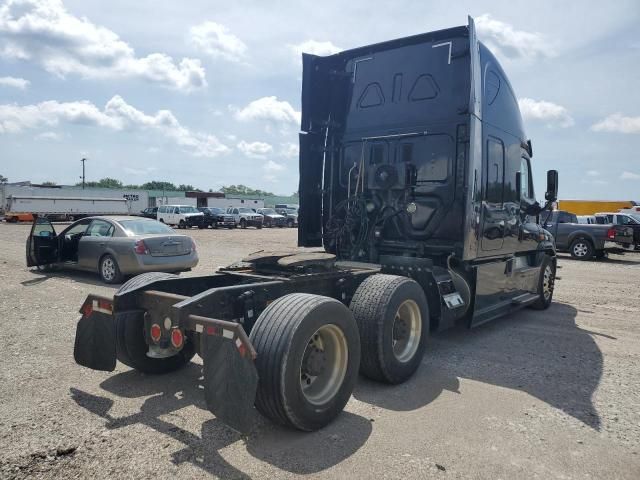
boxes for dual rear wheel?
[250,276,428,430]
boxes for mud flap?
[73,296,116,372]
[200,326,259,434]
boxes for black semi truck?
[72,17,559,433]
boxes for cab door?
[26,217,59,267]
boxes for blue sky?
[1,0,639,198]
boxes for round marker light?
[150,324,162,343]
[171,329,184,349]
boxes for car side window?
[64,220,91,236]
[617,215,630,225]
[233,209,239,214]
[86,220,114,237]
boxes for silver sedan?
[26,215,199,283]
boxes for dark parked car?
[256,208,287,227]
[140,207,158,219]
[26,216,198,283]
[274,207,298,227]
[197,207,236,228]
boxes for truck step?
[511,293,539,305]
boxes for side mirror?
[545,170,558,202]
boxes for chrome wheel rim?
[101,257,115,281]
[392,299,422,363]
[573,242,588,257]
[300,324,348,405]
[543,264,554,300]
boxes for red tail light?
[150,324,162,343]
[134,239,149,254]
[171,328,184,348]
[607,227,616,240]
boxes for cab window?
[520,157,533,200]
[557,212,576,224]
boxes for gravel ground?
[0,222,639,479]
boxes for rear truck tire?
[570,238,594,260]
[287,219,294,228]
[249,293,360,431]
[530,255,556,310]
[257,223,263,229]
[115,273,195,373]
[159,218,165,223]
[595,250,606,259]
[350,274,429,384]
[179,220,186,229]
[240,218,247,229]
[99,254,123,284]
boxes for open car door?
[26,217,59,267]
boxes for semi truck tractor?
[72,17,559,433]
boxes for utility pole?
[80,158,87,189]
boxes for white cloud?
[189,21,247,63]
[518,98,574,127]
[0,95,229,157]
[264,159,284,172]
[620,171,640,180]
[0,76,29,89]
[586,170,599,177]
[476,14,552,60]
[281,142,299,158]
[0,0,206,91]
[290,40,342,58]
[35,131,61,141]
[263,159,285,182]
[237,140,273,158]
[233,96,300,125]
[591,114,640,134]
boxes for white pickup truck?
[226,207,263,229]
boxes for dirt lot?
[0,222,639,479]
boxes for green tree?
[220,184,274,197]
[177,184,201,192]
[0,174,9,184]
[76,177,123,189]
[40,181,58,186]
[140,181,178,191]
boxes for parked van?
[157,205,204,229]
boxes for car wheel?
[159,218,165,223]
[287,219,294,228]
[257,223,263,229]
[179,220,186,229]
[570,238,594,260]
[99,254,123,284]
[530,255,556,310]
[249,293,360,431]
[240,218,247,229]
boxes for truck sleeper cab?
[73,17,559,434]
